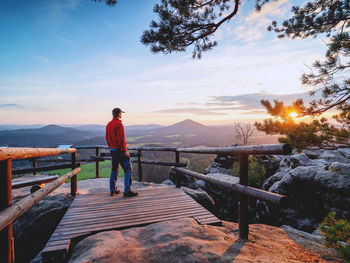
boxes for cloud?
[153,108,227,116]
[103,19,116,29]
[29,54,51,65]
[207,92,317,110]
[233,0,291,43]
[54,35,73,45]
[0,104,21,109]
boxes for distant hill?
[0,125,98,147]
[0,120,279,148]
[154,119,206,134]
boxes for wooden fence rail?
[65,143,291,240]
[0,147,81,263]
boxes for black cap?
[112,108,125,116]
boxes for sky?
[0,0,329,126]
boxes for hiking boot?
[123,191,138,197]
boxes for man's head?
[112,108,125,119]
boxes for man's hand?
[124,151,130,158]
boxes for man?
[106,108,138,197]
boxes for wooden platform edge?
[41,240,70,263]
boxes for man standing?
[106,108,138,197]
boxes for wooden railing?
[3,143,292,259]
[0,147,81,263]
[32,143,291,240]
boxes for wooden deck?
[41,187,221,262]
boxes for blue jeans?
[110,149,132,193]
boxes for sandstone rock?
[161,179,176,186]
[329,162,350,174]
[14,193,73,263]
[169,168,196,188]
[202,173,241,221]
[255,154,282,178]
[205,150,238,175]
[182,186,215,212]
[338,148,350,159]
[194,179,206,190]
[258,163,350,232]
[68,218,341,263]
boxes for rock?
[181,187,215,212]
[162,179,176,186]
[258,163,350,232]
[193,179,206,190]
[68,218,341,263]
[255,155,282,178]
[205,149,238,175]
[281,225,341,261]
[312,229,322,236]
[338,148,350,159]
[319,150,349,163]
[13,193,73,263]
[169,168,196,188]
[329,162,350,174]
[202,173,241,221]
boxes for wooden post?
[137,150,143,182]
[0,159,14,263]
[175,151,180,188]
[32,158,37,175]
[239,154,249,240]
[71,153,77,197]
[95,147,100,178]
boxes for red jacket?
[106,118,127,152]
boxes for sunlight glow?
[288,112,298,118]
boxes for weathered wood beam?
[12,163,75,175]
[136,160,187,167]
[239,154,249,240]
[0,167,81,232]
[74,145,108,149]
[0,148,76,161]
[12,175,59,189]
[0,159,14,263]
[176,144,292,155]
[128,146,178,152]
[172,167,287,207]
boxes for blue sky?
[0,0,328,125]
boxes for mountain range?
[0,119,278,148]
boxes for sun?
[288,112,298,118]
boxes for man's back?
[106,118,126,152]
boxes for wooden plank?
[57,205,206,227]
[41,187,221,261]
[48,210,214,242]
[61,201,198,221]
[56,206,209,231]
[66,196,193,213]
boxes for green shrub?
[319,212,350,261]
[233,156,266,188]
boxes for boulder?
[201,173,242,221]
[256,149,350,232]
[68,218,341,263]
[13,193,73,263]
[181,186,215,212]
[169,168,196,188]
